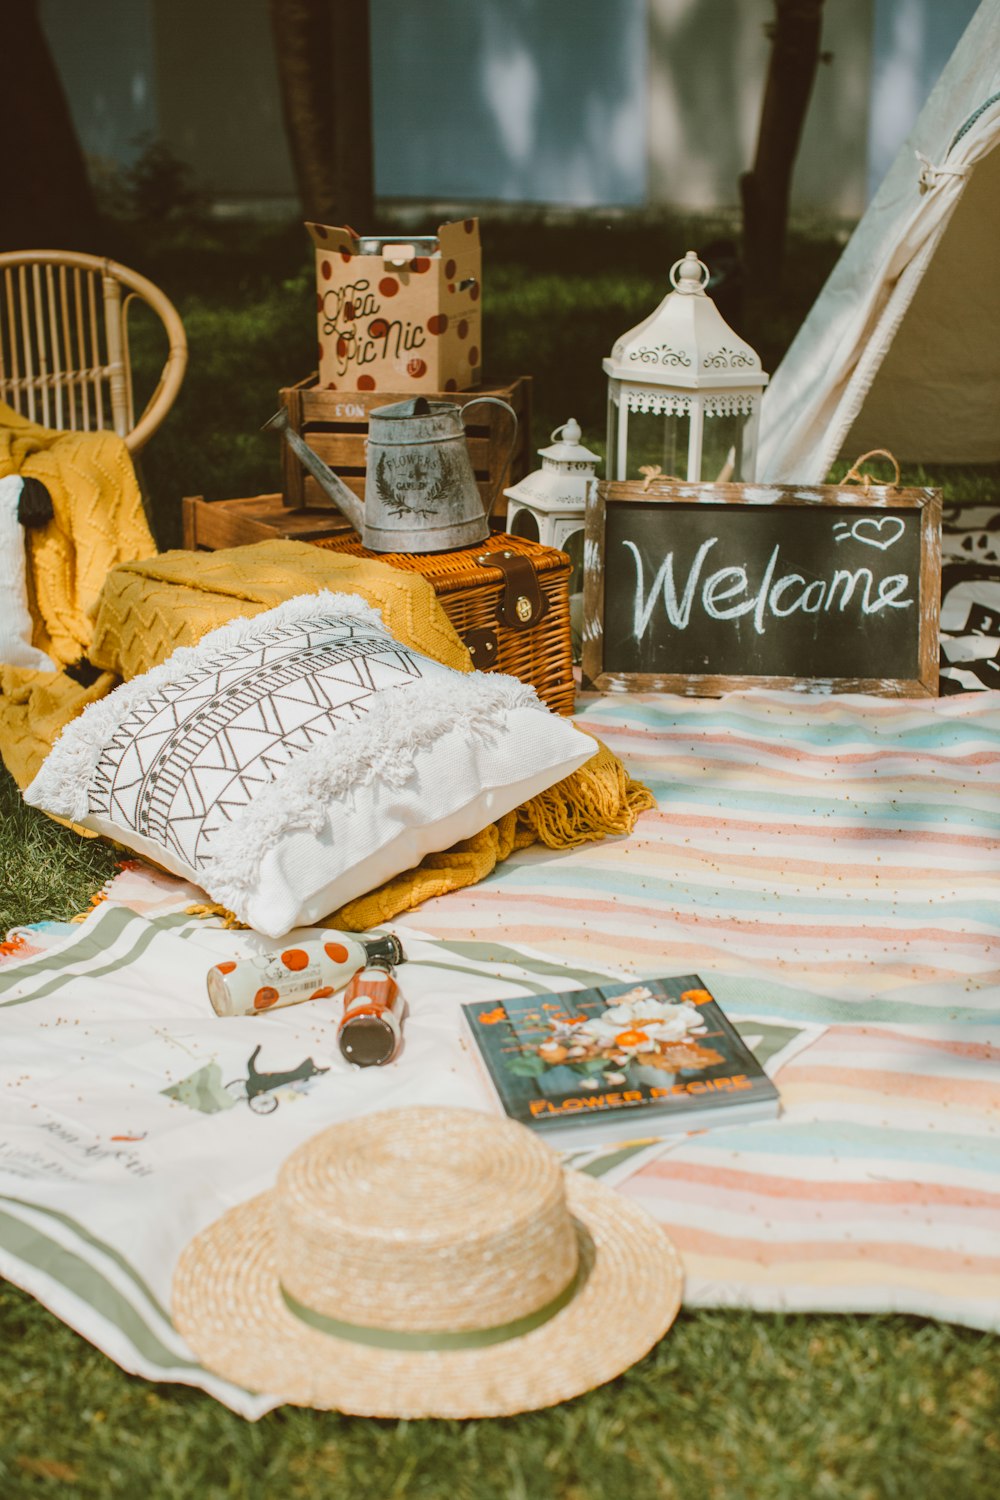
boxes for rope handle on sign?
[842,449,901,492]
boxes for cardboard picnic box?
[307,219,482,395]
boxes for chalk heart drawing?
[841,516,906,551]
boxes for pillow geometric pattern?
[26,592,594,935]
[88,611,427,872]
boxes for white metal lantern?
[603,250,768,484]
[504,416,598,580]
[504,417,599,660]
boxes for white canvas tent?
[758,0,1000,483]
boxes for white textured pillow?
[25,592,593,936]
[0,474,57,671]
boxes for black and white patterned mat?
[940,506,1000,694]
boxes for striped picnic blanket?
[387,690,1000,1328]
[1,688,998,1412]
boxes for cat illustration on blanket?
[225,1046,330,1114]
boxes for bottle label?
[207,933,366,1017]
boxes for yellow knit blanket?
[0,404,157,797]
[0,402,155,667]
[0,436,654,929]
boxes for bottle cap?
[363,934,406,968]
[339,1014,396,1067]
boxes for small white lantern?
[504,416,599,585]
[504,418,599,660]
[603,250,768,484]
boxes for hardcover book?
[461,974,780,1147]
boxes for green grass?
[4,211,1000,1497]
[2,1286,998,1500]
[0,765,119,935]
[117,212,998,553]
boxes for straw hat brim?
[172,1170,684,1419]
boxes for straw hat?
[172,1105,683,1418]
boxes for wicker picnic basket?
[314,530,576,716]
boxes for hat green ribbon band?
[279,1261,586,1352]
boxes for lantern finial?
[553,417,583,445]
[670,251,709,295]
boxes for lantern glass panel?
[510,508,540,543]
[738,410,759,480]
[563,525,584,596]
[624,408,691,482]
[700,410,757,483]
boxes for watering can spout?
[262,408,367,535]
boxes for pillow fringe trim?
[199,672,542,909]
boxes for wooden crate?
[278,372,532,522]
[315,530,575,716]
[182,492,352,551]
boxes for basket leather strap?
[463,626,499,668]
[476,549,548,631]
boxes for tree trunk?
[0,0,100,251]
[740,0,826,287]
[268,0,375,230]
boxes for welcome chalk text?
[623,535,913,641]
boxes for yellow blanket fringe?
[5,522,655,931]
[518,736,656,849]
[185,903,250,931]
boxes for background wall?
[370,0,648,206]
[647,0,874,219]
[40,0,157,168]
[151,0,294,198]
[39,0,985,218]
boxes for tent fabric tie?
[915,150,970,195]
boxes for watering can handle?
[459,397,519,515]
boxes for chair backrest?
[0,250,187,453]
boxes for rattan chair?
[0,250,187,453]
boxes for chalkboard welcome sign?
[582,479,941,696]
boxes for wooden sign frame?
[582,479,942,697]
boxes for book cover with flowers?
[461,975,779,1145]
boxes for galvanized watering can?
[265,395,518,553]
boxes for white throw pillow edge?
[0,474,57,673]
[198,669,546,909]
[244,712,593,935]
